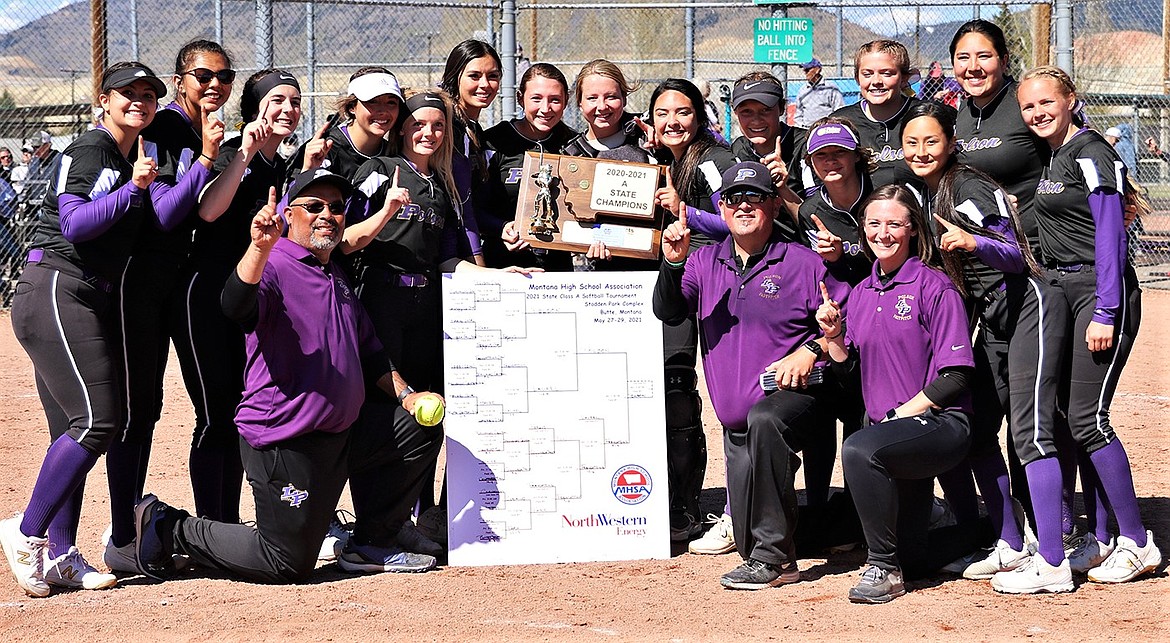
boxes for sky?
[0,0,72,34]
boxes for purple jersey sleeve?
[971,217,1026,274]
[1088,187,1125,325]
[147,161,211,230]
[57,183,144,243]
[684,203,730,240]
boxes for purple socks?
[971,453,1023,551]
[1025,457,1065,566]
[20,436,99,539]
[1087,440,1147,547]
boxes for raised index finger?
[391,165,400,189]
[810,214,829,233]
[819,281,832,305]
[665,169,674,190]
[314,118,332,140]
[677,200,688,229]
[267,185,278,208]
[933,213,956,231]
[775,135,783,158]
[137,135,146,159]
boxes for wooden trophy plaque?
[514,151,665,260]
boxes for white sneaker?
[1068,533,1115,573]
[1087,531,1162,583]
[961,539,1031,580]
[319,511,354,563]
[0,515,50,597]
[103,536,143,574]
[990,553,1074,594]
[45,546,117,590]
[688,514,735,555]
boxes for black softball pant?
[12,255,121,454]
[724,388,833,567]
[174,429,349,584]
[1007,267,1139,464]
[843,410,971,575]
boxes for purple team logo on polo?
[281,484,309,508]
[759,275,780,298]
[894,294,914,320]
[611,465,652,505]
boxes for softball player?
[290,67,403,183]
[481,63,578,271]
[990,67,1161,593]
[817,184,976,603]
[728,71,806,203]
[104,40,231,570]
[159,69,300,569]
[0,62,170,596]
[898,101,1036,578]
[798,117,876,286]
[830,40,921,189]
[440,39,503,266]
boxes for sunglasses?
[724,192,768,205]
[184,68,237,85]
[0,156,11,162]
[291,199,346,215]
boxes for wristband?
[824,325,845,340]
[200,153,217,163]
[664,257,687,269]
[802,339,824,360]
[397,385,415,404]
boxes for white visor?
[348,73,404,102]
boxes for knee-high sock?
[46,482,85,558]
[1077,454,1113,542]
[971,452,1022,550]
[21,437,98,538]
[106,440,151,547]
[1088,440,1146,546]
[1025,457,1065,567]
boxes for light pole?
[413,31,440,87]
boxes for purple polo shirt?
[680,231,851,430]
[845,257,974,424]
[235,237,383,448]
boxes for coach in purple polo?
[131,169,437,583]
[654,161,850,590]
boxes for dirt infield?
[0,289,1167,642]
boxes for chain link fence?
[1,0,1168,299]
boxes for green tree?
[0,90,15,109]
[993,3,1033,75]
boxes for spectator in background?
[1103,125,1136,175]
[1145,136,1170,163]
[692,78,724,137]
[16,130,59,215]
[917,61,963,109]
[794,58,844,129]
[515,44,532,81]
[0,147,14,182]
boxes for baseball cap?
[23,130,50,149]
[720,161,776,196]
[100,63,167,98]
[1104,126,1122,139]
[800,58,822,71]
[731,79,785,109]
[806,122,859,155]
[348,72,404,102]
[286,168,353,204]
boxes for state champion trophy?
[514,151,666,260]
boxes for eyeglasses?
[0,156,11,162]
[183,68,237,85]
[724,192,768,205]
[291,199,346,215]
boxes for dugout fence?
[1,0,1169,304]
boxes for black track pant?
[175,430,349,584]
[724,388,832,567]
[843,410,971,574]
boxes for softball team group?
[0,17,1161,603]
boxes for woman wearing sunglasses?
[102,41,234,576]
[2,62,171,596]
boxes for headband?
[251,71,300,107]
[405,92,446,115]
